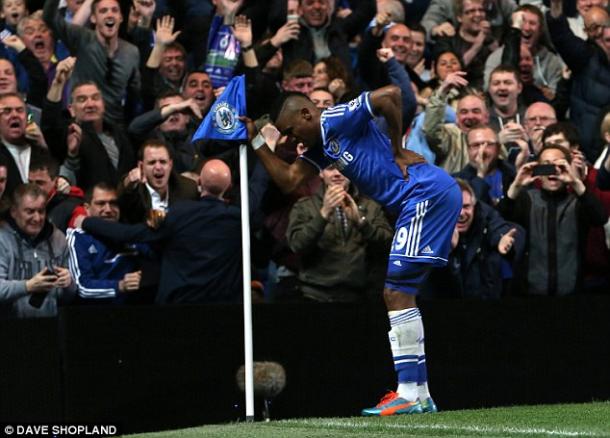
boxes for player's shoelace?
[376,391,400,407]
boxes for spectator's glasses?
[0,106,26,116]
[583,23,605,33]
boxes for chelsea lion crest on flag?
[192,74,248,141]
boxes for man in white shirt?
[118,139,199,224]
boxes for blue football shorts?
[385,181,462,294]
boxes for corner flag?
[192,74,248,141]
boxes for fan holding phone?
[0,184,75,317]
[507,144,586,200]
[499,143,607,295]
[26,261,71,309]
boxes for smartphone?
[45,261,57,276]
[532,164,557,176]
[29,263,57,308]
[0,29,12,40]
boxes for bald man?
[81,158,269,304]
[584,7,610,45]
[504,101,557,168]
[200,159,232,199]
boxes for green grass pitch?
[122,401,610,437]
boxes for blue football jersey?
[300,92,454,213]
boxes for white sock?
[388,308,422,402]
[418,382,431,401]
[397,382,418,401]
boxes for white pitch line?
[283,419,605,437]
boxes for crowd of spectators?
[0,0,609,318]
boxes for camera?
[532,164,557,176]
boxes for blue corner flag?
[192,74,248,142]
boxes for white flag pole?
[239,144,255,421]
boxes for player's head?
[271,92,322,149]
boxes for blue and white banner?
[192,75,248,141]
[203,15,239,88]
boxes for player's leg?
[414,300,437,413]
[385,285,437,413]
[361,265,430,417]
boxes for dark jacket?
[41,99,136,190]
[499,186,607,295]
[423,201,525,299]
[434,33,493,89]
[44,0,141,124]
[0,218,75,318]
[547,13,610,161]
[281,0,375,72]
[82,161,268,304]
[287,184,392,302]
[117,173,199,224]
[0,141,48,199]
[500,26,556,108]
[358,30,428,93]
[16,48,48,109]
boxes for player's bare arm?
[242,116,318,194]
[369,85,403,156]
[369,85,426,177]
[257,148,317,193]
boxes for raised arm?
[71,0,94,26]
[378,48,417,129]
[44,0,91,52]
[369,84,403,157]
[43,0,67,42]
[82,217,163,244]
